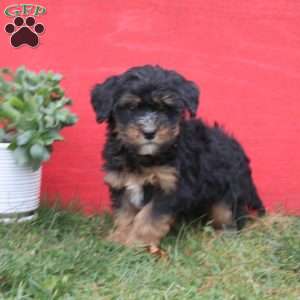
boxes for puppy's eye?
[127,104,137,111]
[158,106,167,112]
[158,103,172,112]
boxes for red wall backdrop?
[1,1,300,214]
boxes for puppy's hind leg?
[210,201,236,230]
[234,200,249,230]
[247,179,266,217]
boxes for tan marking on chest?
[104,166,177,193]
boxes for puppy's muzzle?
[143,131,156,140]
[137,113,158,140]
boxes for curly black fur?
[91,65,265,235]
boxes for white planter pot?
[0,143,41,223]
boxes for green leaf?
[8,140,17,150]
[16,131,34,146]
[42,131,63,145]
[30,144,50,161]
[13,147,29,165]
[44,115,55,128]
[25,96,39,113]
[1,102,21,122]
[0,128,5,142]
[53,98,71,109]
[15,67,26,83]
[56,111,67,122]
[31,160,42,171]
[65,113,78,125]
[35,95,44,106]
[52,74,63,82]
[8,96,25,111]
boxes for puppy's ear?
[180,80,200,118]
[91,76,119,123]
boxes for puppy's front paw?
[124,234,148,248]
[125,231,162,249]
[147,245,168,259]
[106,230,128,245]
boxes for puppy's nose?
[143,130,156,140]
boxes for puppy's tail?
[247,182,266,217]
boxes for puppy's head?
[91,65,199,155]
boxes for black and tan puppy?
[91,65,265,247]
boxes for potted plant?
[0,67,78,222]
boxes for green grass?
[0,207,300,300]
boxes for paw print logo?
[5,16,45,48]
